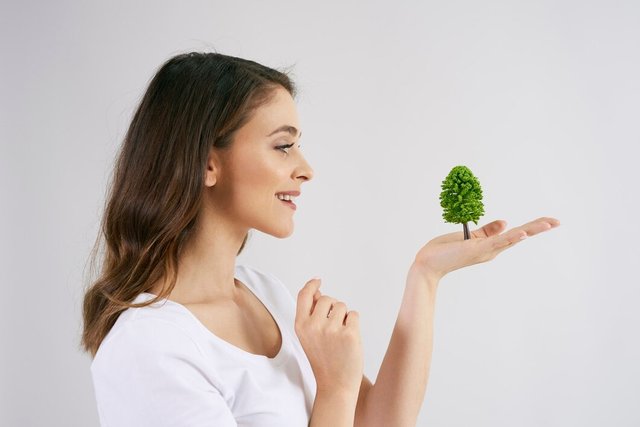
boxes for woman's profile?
[81,51,560,426]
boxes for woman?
[81,52,560,427]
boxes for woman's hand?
[413,216,561,282]
[294,279,364,398]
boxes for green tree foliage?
[440,165,485,226]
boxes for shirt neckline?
[136,265,291,366]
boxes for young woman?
[81,52,560,427]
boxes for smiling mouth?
[276,196,297,210]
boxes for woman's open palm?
[413,216,561,281]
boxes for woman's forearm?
[358,262,439,427]
[309,389,358,427]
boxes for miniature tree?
[439,165,485,240]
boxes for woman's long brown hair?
[81,52,297,358]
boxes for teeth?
[276,194,296,202]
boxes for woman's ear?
[204,148,221,187]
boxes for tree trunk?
[463,222,470,240]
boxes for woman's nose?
[296,154,314,182]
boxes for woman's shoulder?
[93,295,204,364]
[93,264,293,364]
[90,302,228,404]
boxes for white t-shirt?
[91,264,317,427]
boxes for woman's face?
[206,86,314,238]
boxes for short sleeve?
[91,318,237,427]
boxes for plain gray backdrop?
[2,0,639,425]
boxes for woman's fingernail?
[520,234,528,240]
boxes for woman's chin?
[272,224,294,239]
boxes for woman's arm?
[355,263,438,427]
[354,217,559,426]
[309,389,359,427]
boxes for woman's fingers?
[435,217,560,245]
[529,217,561,234]
[520,216,560,230]
[328,301,348,325]
[489,217,560,252]
[432,219,507,244]
[491,227,528,251]
[310,288,351,326]
[311,289,321,313]
[297,279,322,318]
[472,219,507,239]
[310,287,351,324]
[312,295,337,319]
[505,217,560,239]
[299,280,351,324]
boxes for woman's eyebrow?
[267,125,302,139]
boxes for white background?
[2,0,639,425]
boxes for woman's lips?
[279,199,297,210]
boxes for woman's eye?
[276,143,296,154]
